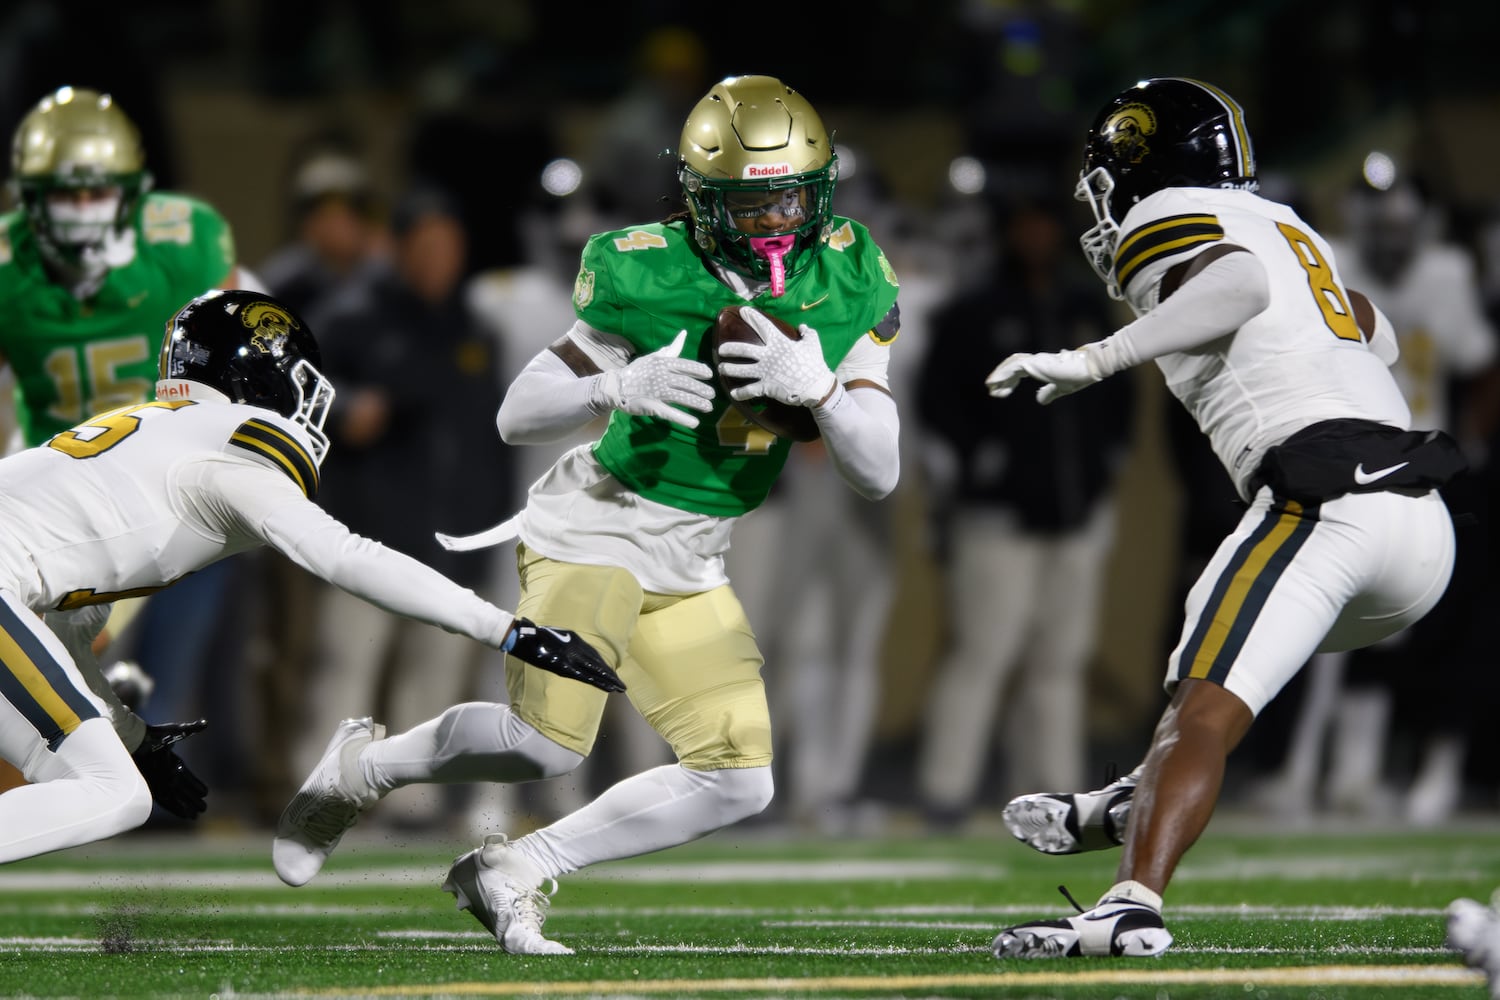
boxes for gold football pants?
[506,544,772,771]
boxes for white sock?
[360,702,582,793]
[1101,880,1163,912]
[0,717,152,864]
[513,763,773,879]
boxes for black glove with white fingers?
[503,618,626,693]
[132,719,209,820]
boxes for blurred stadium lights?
[947,155,987,196]
[835,145,858,181]
[540,157,583,197]
[1361,151,1398,191]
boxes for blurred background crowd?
[5,0,1500,840]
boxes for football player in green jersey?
[1,85,247,448]
[275,75,902,954]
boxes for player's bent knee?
[52,718,154,836]
[112,773,155,835]
[701,764,774,824]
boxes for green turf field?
[0,815,1493,999]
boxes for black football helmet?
[156,290,335,464]
[1076,77,1258,298]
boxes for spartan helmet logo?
[1104,103,1157,165]
[240,301,299,357]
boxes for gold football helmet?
[677,75,837,293]
[10,86,151,269]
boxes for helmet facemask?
[286,357,336,466]
[680,159,837,295]
[1075,165,1125,300]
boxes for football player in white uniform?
[983,78,1463,958]
[0,289,621,865]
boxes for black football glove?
[504,619,626,693]
[131,719,209,820]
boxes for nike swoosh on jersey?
[801,294,829,310]
[1353,461,1410,485]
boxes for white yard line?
[290,966,1490,996]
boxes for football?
[1349,288,1377,339]
[711,305,821,442]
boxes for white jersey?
[1324,237,1496,432]
[0,399,511,646]
[1116,187,1411,500]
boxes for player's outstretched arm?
[988,247,1270,405]
[221,464,624,693]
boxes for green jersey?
[0,192,235,445]
[575,218,900,517]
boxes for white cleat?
[442,834,573,955]
[273,716,383,887]
[993,896,1173,959]
[1002,768,1138,855]
[1447,897,1500,999]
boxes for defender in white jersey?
[0,289,621,866]
[983,78,1463,958]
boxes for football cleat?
[1447,897,1500,999]
[1002,767,1138,855]
[443,834,572,955]
[993,894,1173,959]
[273,716,383,887]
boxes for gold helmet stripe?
[1172,77,1255,178]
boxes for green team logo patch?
[574,267,595,308]
[878,250,899,288]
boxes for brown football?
[1348,288,1377,339]
[711,305,821,442]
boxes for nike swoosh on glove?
[589,329,715,428]
[715,308,837,408]
[985,348,1104,405]
[503,618,626,693]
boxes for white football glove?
[985,348,1105,405]
[715,308,837,408]
[589,329,715,428]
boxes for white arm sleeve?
[811,336,901,500]
[209,464,515,647]
[496,322,631,444]
[1088,249,1272,377]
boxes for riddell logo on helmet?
[744,163,793,178]
[156,381,193,399]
